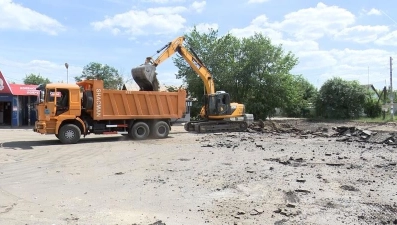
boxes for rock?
[286,203,296,208]
[149,221,166,225]
[274,219,288,225]
[340,185,359,191]
[274,208,282,213]
[237,211,245,215]
[361,130,372,136]
[295,189,311,194]
[202,144,213,147]
[249,208,264,215]
[326,163,344,166]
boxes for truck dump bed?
[79,80,186,121]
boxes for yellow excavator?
[131,36,254,133]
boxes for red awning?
[0,71,40,96]
[9,84,40,96]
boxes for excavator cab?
[205,91,231,116]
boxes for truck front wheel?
[129,122,150,140]
[58,124,81,144]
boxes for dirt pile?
[333,126,397,145]
[248,120,397,145]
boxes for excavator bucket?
[131,64,159,91]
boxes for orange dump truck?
[33,79,186,144]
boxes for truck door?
[55,89,69,115]
[45,89,58,118]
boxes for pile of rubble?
[247,120,397,145]
[248,120,302,133]
[332,126,397,145]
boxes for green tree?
[363,98,382,118]
[283,75,318,117]
[173,28,300,119]
[75,62,124,89]
[315,77,366,119]
[23,73,50,85]
[164,85,183,92]
[240,33,299,119]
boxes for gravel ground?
[0,120,396,225]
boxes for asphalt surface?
[0,121,396,225]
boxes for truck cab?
[34,83,83,136]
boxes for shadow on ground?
[0,135,175,150]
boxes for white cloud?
[367,8,382,16]
[0,58,83,83]
[190,1,206,13]
[277,40,320,53]
[187,23,219,33]
[272,2,355,40]
[141,0,185,3]
[156,71,183,87]
[247,0,270,3]
[304,48,395,87]
[375,30,397,46]
[147,6,187,14]
[296,50,338,70]
[229,15,318,53]
[0,0,65,35]
[230,2,362,49]
[229,15,283,41]
[228,2,396,89]
[335,25,389,43]
[91,7,187,37]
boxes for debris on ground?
[247,120,397,145]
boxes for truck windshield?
[46,89,56,102]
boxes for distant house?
[0,71,40,127]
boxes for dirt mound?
[248,120,397,145]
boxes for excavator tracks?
[184,120,248,133]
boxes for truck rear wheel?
[58,124,81,144]
[129,122,150,140]
[151,121,169,139]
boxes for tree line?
[23,28,390,120]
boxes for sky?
[0,0,396,91]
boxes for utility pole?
[367,66,370,94]
[65,63,69,83]
[390,57,394,121]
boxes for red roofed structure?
[0,71,40,127]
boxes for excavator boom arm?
[135,36,215,95]
[176,43,215,95]
[151,36,183,66]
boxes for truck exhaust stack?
[131,64,159,91]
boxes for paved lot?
[0,123,396,225]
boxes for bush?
[364,100,382,118]
[315,77,366,119]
